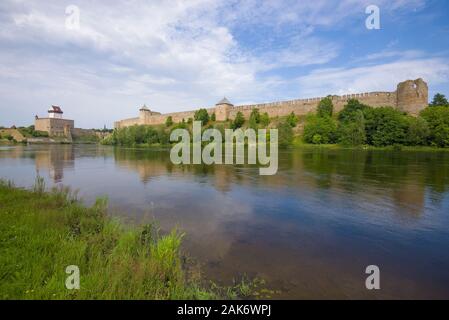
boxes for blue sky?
[0,0,448,128]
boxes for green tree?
[210,113,216,122]
[338,110,366,146]
[430,93,449,107]
[249,108,260,130]
[286,112,299,127]
[231,112,245,129]
[406,116,430,146]
[165,116,173,127]
[278,121,294,148]
[317,96,333,118]
[338,99,371,123]
[194,109,209,125]
[303,114,338,144]
[364,107,408,146]
[421,106,449,147]
[259,112,270,127]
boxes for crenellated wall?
[114,79,428,129]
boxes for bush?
[421,106,449,147]
[231,112,245,129]
[165,116,173,127]
[286,112,299,127]
[194,109,209,125]
[303,115,337,144]
[317,96,333,118]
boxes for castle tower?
[215,97,233,121]
[139,104,151,123]
[396,78,428,115]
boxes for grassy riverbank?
[0,179,236,300]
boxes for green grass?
[0,178,220,300]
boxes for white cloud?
[296,58,449,97]
[0,0,439,128]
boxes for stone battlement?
[114,78,428,129]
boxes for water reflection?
[0,145,448,298]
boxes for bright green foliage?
[338,110,366,146]
[165,116,173,127]
[317,96,333,118]
[231,112,245,129]
[303,115,338,144]
[364,107,408,147]
[430,93,449,107]
[421,106,449,147]
[194,109,209,125]
[286,112,299,127]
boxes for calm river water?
[1,144,449,299]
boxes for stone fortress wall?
[114,78,428,129]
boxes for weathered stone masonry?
[114,78,428,129]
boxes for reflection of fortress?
[35,145,74,183]
[115,79,428,128]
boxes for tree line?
[303,93,449,148]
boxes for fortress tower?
[396,78,428,115]
[215,97,233,121]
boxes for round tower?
[215,97,233,121]
[396,78,428,116]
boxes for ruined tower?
[396,78,428,115]
[215,97,233,121]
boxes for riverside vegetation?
[103,93,449,150]
[0,178,263,300]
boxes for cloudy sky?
[0,0,448,128]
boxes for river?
[1,144,449,299]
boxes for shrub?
[231,112,245,129]
[303,115,337,144]
[165,116,173,127]
[194,109,209,125]
[317,96,333,118]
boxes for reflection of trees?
[35,145,75,183]
[112,146,449,218]
[300,149,449,217]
